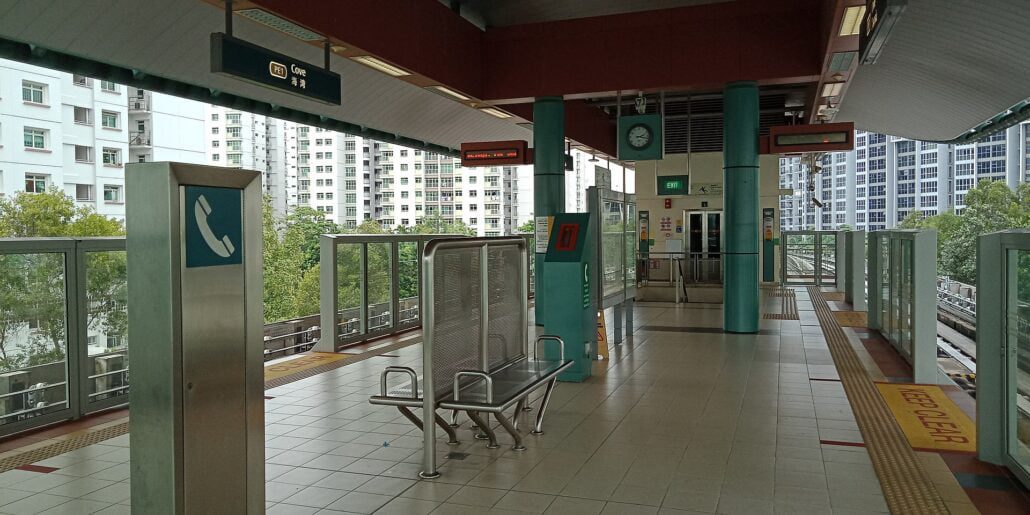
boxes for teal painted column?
[533,97,565,326]
[723,81,760,333]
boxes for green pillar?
[723,81,760,333]
[533,97,565,326]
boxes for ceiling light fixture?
[431,85,470,101]
[236,9,324,41]
[838,5,866,36]
[479,107,512,119]
[351,56,410,77]
[589,153,599,163]
[821,82,844,97]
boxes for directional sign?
[184,185,243,268]
[691,183,723,196]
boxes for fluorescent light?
[838,5,866,36]
[479,107,512,119]
[821,82,844,97]
[431,85,470,101]
[236,9,324,41]
[351,56,409,77]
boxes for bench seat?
[438,359,572,412]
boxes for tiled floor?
[0,291,897,514]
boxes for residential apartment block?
[780,122,1030,231]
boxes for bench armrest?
[454,370,492,403]
[535,335,566,362]
[381,366,417,397]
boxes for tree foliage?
[0,189,125,373]
[902,180,1030,284]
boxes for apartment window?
[212,154,220,161]
[138,155,147,163]
[227,153,242,166]
[25,174,48,193]
[103,185,123,203]
[100,80,117,92]
[227,140,242,151]
[345,194,356,203]
[211,140,220,148]
[75,184,94,201]
[922,153,938,164]
[316,179,324,187]
[72,75,93,87]
[346,207,357,216]
[325,165,333,173]
[101,111,119,129]
[102,148,121,166]
[23,127,47,149]
[74,145,94,163]
[226,113,241,124]
[326,193,333,200]
[211,113,219,121]
[325,152,333,159]
[72,106,93,125]
[956,163,973,176]
[325,179,333,186]
[919,167,938,179]
[227,127,241,138]
[21,81,46,104]
[316,152,324,159]
[955,147,974,160]
[922,182,938,193]
[211,127,219,134]
[298,127,309,136]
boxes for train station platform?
[0,289,1025,514]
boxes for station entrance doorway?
[684,210,723,283]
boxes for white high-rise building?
[0,59,207,221]
[780,123,1030,232]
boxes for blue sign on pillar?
[184,185,243,268]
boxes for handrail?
[534,335,566,362]
[381,366,417,397]
[453,370,492,403]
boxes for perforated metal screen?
[425,240,525,398]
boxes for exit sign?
[211,33,342,105]
[657,175,688,196]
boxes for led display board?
[767,122,855,153]
[460,140,529,167]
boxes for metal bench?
[369,237,572,478]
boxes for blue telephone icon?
[194,194,236,258]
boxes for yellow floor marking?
[264,352,352,382]
[876,383,977,453]
[823,292,845,301]
[833,310,868,327]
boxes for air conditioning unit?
[0,371,29,419]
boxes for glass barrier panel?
[85,250,128,403]
[1009,249,1030,475]
[0,253,69,426]
[601,199,624,299]
[397,241,419,324]
[336,243,362,337]
[820,233,836,283]
[625,204,637,287]
[366,242,393,331]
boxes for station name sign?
[460,140,530,167]
[211,33,342,105]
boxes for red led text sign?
[461,140,529,167]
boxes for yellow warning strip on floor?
[833,310,868,327]
[264,352,352,382]
[876,383,976,453]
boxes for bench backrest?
[423,237,528,399]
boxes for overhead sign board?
[690,183,722,196]
[461,140,529,167]
[211,32,342,105]
[860,0,908,65]
[767,122,855,154]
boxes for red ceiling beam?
[506,100,618,157]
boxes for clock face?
[627,123,652,150]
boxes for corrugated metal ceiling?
[0,0,532,153]
[837,0,1030,141]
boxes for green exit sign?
[657,175,689,196]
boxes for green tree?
[262,200,305,323]
[408,214,475,236]
[0,189,124,372]
[517,218,535,234]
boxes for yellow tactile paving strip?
[763,288,799,320]
[834,310,868,327]
[809,286,950,514]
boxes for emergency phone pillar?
[543,213,596,382]
[127,163,264,514]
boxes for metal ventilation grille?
[236,9,324,41]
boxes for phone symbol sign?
[184,185,243,268]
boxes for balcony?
[129,131,152,147]
[128,96,150,112]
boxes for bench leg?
[494,411,526,451]
[466,411,499,449]
[397,407,459,446]
[433,412,460,446]
[531,378,558,435]
[450,409,460,427]
[512,398,526,431]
